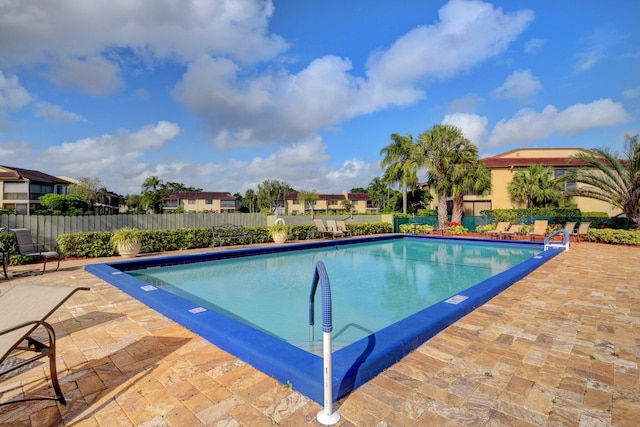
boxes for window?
[352,200,359,206]
[188,199,196,205]
[205,199,213,205]
[554,169,577,191]
[293,199,299,205]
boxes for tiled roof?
[163,191,236,200]
[480,157,592,168]
[0,165,71,184]
[287,192,370,201]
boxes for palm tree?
[507,165,563,208]
[367,177,388,211]
[140,175,164,214]
[380,133,419,214]
[418,124,477,229]
[297,190,319,216]
[451,160,492,223]
[562,134,640,229]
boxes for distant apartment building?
[162,191,239,212]
[286,191,374,215]
[0,165,70,214]
[456,148,621,216]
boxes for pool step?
[289,340,351,355]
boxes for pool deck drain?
[0,240,638,426]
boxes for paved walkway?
[0,241,638,426]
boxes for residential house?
[0,165,70,214]
[286,191,374,214]
[457,148,621,216]
[162,191,239,213]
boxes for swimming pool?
[86,235,561,404]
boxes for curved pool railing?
[544,229,570,252]
[309,261,340,425]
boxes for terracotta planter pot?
[272,233,287,244]
[117,242,141,258]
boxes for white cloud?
[442,113,489,146]
[174,0,533,148]
[0,71,32,110]
[574,27,623,71]
[622,87,640,99]
[45,56,123,96]
[244,138,331,179]
[448,94,484,113]
[493,69,541,101]
[41,121,181,185]
[34,102,86,122]
[325,158,381,193]
[524,38,545,54]
[0,0,286,66]
[0,0,288,95]
[366,0,534,85]
[488,98,631,146]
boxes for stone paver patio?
[0,240,638,426]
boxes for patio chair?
[563,222,577,235]
[573,222,591,242]
[528,220,549,241]
[500,224,524,240]
[0,226,8,279]
[325,220,345,239]
[485,222,510,239]
[11,228,61,274]
[336,220,353,237]
[311,219,332,239]
[0,284,89,405]
[0,243,7,280]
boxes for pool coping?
[85,235,561,404]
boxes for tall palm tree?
[451,160,492,223]
[562,134,640,229]
[141,175,164,214]
[418,124,477,229]
[367,177,388,211]
[380,133,419,214]
[507,164,563,208]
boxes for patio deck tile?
[0,241,638,426]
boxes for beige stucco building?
[460,148,620,216]
[0,165,70,214]
[162,191,239,213]
[285,191,375,215]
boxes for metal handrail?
[308,261,340,425]
[544,229,570,251]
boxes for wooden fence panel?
[0,213,386,243]
[0,213,268,243]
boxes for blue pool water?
[86,235,561,404]
[127,239,539,350]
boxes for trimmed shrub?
[587,229,640,245]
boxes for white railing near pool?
[309,261,341,425]
[544,229,571,252]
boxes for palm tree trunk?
[402,179,408,214]
[452,196,464,223]
[437,196,448,230]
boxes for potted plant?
[110,227,142,258]
[270,222,288,244]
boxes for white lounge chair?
[0,284,89,405]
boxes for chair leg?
[48,351,66,405]
[43,322,66,405]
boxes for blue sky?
[1,0,638,196]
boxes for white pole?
[316,331,340,425]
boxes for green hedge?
[52,222,393,260]
[587,229,640,245]
[482,208,582,224]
